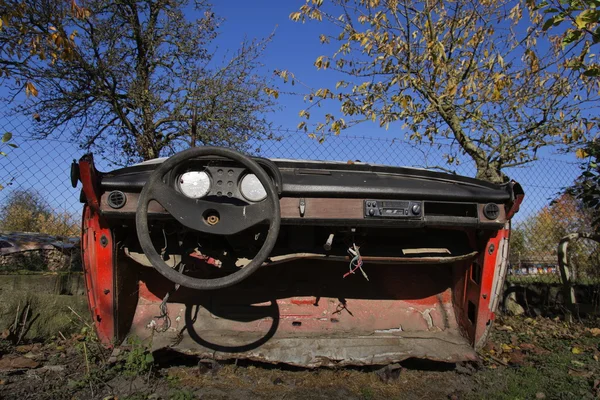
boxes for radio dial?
[411,204,422,215]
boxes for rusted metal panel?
[157,332,478,368]
[121,260,480,367]
[132,297,478,367]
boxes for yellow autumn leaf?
[572,347,582,354]
[400,96,408,109]
[587,328,600,337]
[575,149,588,159]
[447,84,457,97]
[25,82,38,97]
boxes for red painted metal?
[474,231,501,345]
[453,228,510,348]
[79,154,101,211]
[81,205,115,346]
[506,182,525,220]
[80,155,115,346]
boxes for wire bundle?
[343,243,369,281]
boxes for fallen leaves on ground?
[0,356,39,371]
[587,327,600,337]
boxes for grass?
[0,290,88,340]
[472,316,600,400]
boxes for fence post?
[558,234,578,320]
[557,232,600,320]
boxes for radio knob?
[411,204,422,215]
[369,208,375,216]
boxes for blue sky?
[0,0,589,225]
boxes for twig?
[12,303,20,332]
[17,304,30,345]
[83,342,90,375]
[58,331,67,341]
[146,364,153,385]
[487,354,509,366]
[68,306,92,328]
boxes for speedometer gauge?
[240,174,267,202]
[178,171,211,198]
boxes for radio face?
[364,200,423,219]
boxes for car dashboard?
[91,156,522,230]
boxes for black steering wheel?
[135,147,281,290]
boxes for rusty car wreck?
[74,147,524,367]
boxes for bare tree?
[2,0,278,164]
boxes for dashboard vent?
[483,203,500,220]
[107,191,127,209]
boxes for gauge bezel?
[177,170,212,199]
[239,173,268,202]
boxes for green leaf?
[583,66,600,76]
[144,353,154,364]
[575,10,600,29]
[563,29,583,48]
[1,132,12,143]
[543,14,564,31]
[7,143,17,148]
[543,17,555,31]
[566,59,584,69]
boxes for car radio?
[364,200,423,218]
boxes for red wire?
[343,259,363,279]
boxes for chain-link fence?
[1,112,599,295]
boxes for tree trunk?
[439,106,508,184]
[474,161,508,184]
[136,134,158,160]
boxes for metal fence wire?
[1,113,599,292]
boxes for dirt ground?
[0,315,599,400]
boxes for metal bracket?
[299,198,306,217]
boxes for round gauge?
[178,171,211,198]
[240,174,267,202]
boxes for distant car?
[74,147,524,367]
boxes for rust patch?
[290,298,317,306]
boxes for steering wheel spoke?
[148,180,197,214]
[227,199,273,230]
